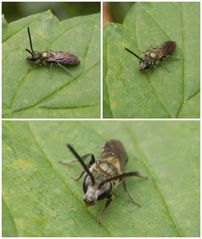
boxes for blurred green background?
[2,2,133,24]
[103,2,133,25]
[2,2,100,22]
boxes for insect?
[25,27,80,74]
[125,41,176,71]
[60,140,147,224]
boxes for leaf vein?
[103,27,114,118]
[10,62,99,115]
[124,123,184,236]
[38,102,99,110]
[176,4,185,118]
[134,11,172,117]
[2,198,18,236]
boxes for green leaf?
[2,199,18,236]
[3,11,100,118]
[104,3,200,118]
[3,121,199,236]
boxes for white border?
[1,1,201,239]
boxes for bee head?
[139,60,148,71]
[83,176,112,206]
[125,48,149,71]
[26,49,40,62]
[139,55,154,71]
[66,144,112,206]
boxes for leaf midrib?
[124,123,184,236]
[8,61,99,115]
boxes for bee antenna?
[125,48,144,63]
[25,48,33,55]
[27,27,34,53]
[67,144,95,185]
[98,171,147,188]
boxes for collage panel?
[2,121,199,236]
[103,2,200,118]
[2,2,100,119]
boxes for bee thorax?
[149,52,157,58]
[90,161,120,183]
[42,52,50,58]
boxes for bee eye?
[27,56,36,62]
[97,183,112,200]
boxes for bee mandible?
[125,41,176,71]
[60,139,147,224]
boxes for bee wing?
[47,52,80,65]
[160,41,176,57]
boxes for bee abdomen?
[101,139,128,169]
[160,41,176,57]
[46,52,80,65]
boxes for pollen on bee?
[150,52,157,58]
[42,52,48,58]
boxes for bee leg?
[98,194,114,225]
[59,153,95,181]
[122,180,141,208]
[58,153,95,165]
[142,45,154,53]
[167,55,180,60]
[82,153,96,165]
[73,153,95,181]
[74,170,85,181]
[49,63,54,79]
[58,160,85,181]
[56,63,73,77]
[159,63,170,72]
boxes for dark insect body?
[125,41,176,71]
[60,139,147,224]
[25,27,80,70]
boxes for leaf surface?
[3,11,100,118]
[104,3,200,118]
[3,121,199,236]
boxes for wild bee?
[59,140,147,224]
[25,27,80,74]
[125,41,176,71]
